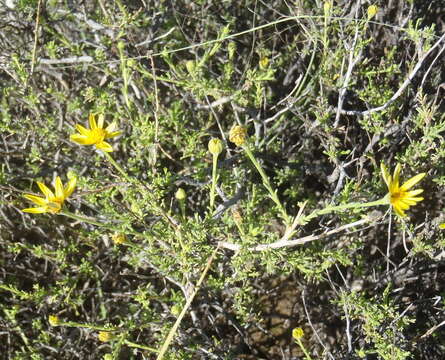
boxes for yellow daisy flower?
[98,331,113,342]
[380,163,426,217]
[22,176,76,214]
[70,113,121,152]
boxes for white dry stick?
[302,289,335,360]
[333,4,362,128]
[219,214,378,252]
[39,56,93,65]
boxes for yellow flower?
[98,331,113,342]
[380,163,426,217]
[367,5,378,19]
[48,315,60,326]
[70,113,121,152]
[292,327,304,340]
[259,56,269,70]
[229,125,247,146]
[23,176,76,214]
[111,233,127,245]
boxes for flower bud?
[112,233,126,245]
[48,315,60,326]
[323,1,331,15]
[208,138,223,156]
[229,125,247,146]
[292,327,304,340]
[259,56,269,70]
[98,331,114,342]
[185,60,196,74]
[175,188,186,201]
[367,5,378,19]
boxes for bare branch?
[334,33,445,116]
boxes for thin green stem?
[300,197,388,225]
[156,245,220,360]
[124,340,158,353]
[243,145,291,225]
[296,338,313,360]
[103,152,132,183]
[60,210,113,228]
[102,152,178,230]
[60,210,143,238]
[58,321,119,332]
[209,154,219,212]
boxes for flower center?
[390,190,404,204]
[46,200,62,213]
[90,128,106,143]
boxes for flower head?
[22,176,76,214]
[70,113,121,152]
[175,187,187,201]
[292,327,304,340]
[48,315,60,326]
[208,138,223,156]
[98,331,113,342]
[229,125,247,147]
[367,5,378,19]
[111,233,127,245]
[380,163,426,217]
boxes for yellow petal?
[393,204,406,217]
[400,173,426,191]
[97,114,105,129]
[105,130,121,139]
[96,141,113,152]
[64,177,77,198]
[392,164,402,188]
[389,180,399,195]
[70,134,89,144]
[37,181,54,198]
[380,163,391,187]
[24,194,47,206]
[54,177,64,199]
[71,134,97,145]
[75,124,90,136]
[398,198,418,206]
[403,196,424,202]
[105,122,117,133]
[405,189,424,197]
[89,113,97,129]
[22,207,47,213]
[395,200,410,210]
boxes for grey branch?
[335,33,445,116]
[219,214,377,252]
[38,56,93,65]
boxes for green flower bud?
[175,188,186,201]
[208,138,223,156]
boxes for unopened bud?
[175,188,186,201]
[259,56,269,70]
[185,60,196,74]
[48,315,60,326]
[98,331,114,342]
[292,327,304,340]
[208,138,223,156]
[112,233,126,245]
[367,5,378,19]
